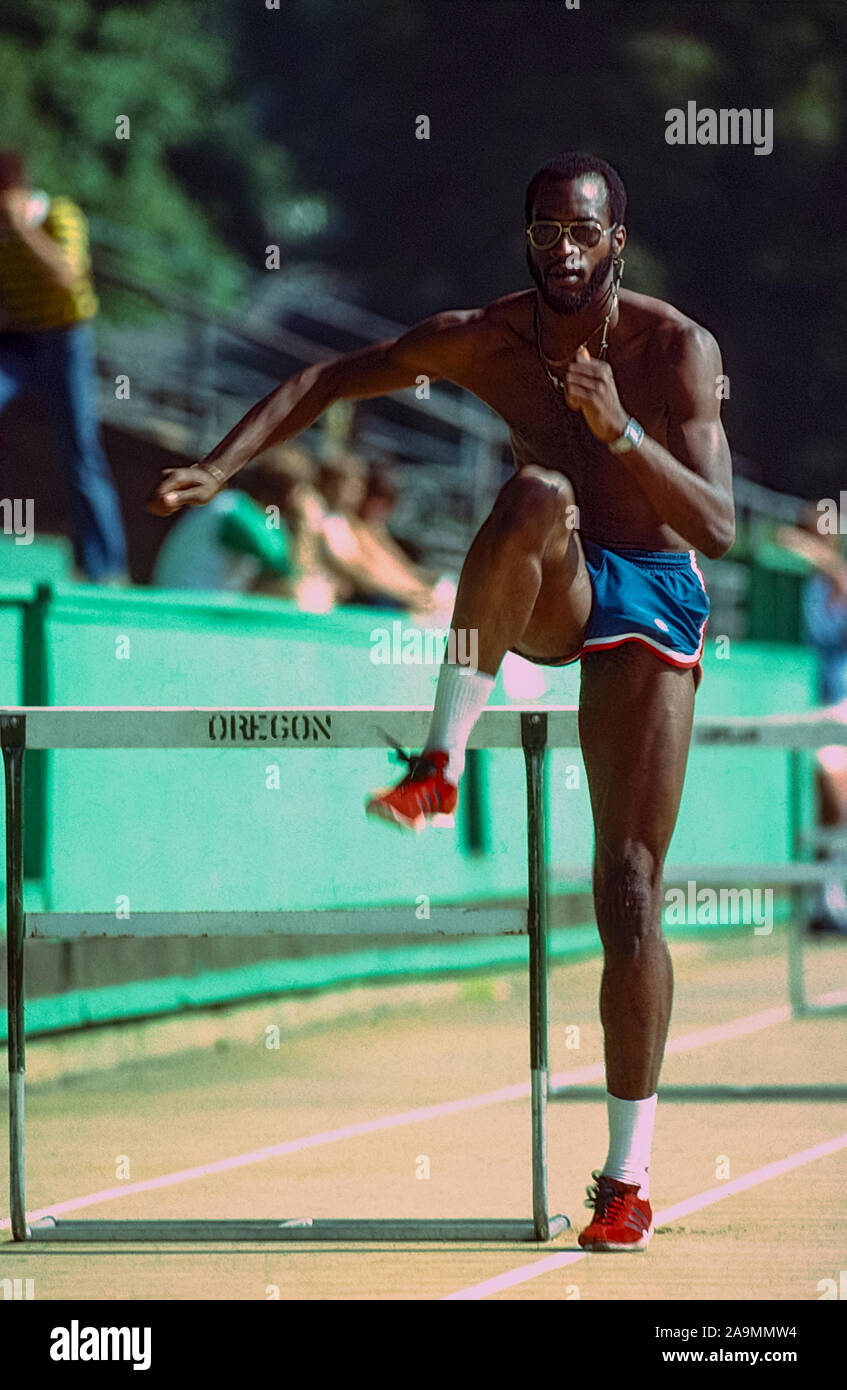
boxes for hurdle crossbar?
[3,704,847,1243]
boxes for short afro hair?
[524,152,626,228]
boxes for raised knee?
[595,844,664,957]
[490,468,576,542]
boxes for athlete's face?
[526,174,623,316]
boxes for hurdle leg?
[521,712,567,1241]
[786,749,809,1018]
[787,885,808,1017]
[2,718,27,1241]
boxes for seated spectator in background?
[247,445,338,612]
[0,149,128,582]
[151,449,300,592]
[315,449,445,614]
[777,508,847,933]
[352,462,457,616]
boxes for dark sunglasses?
[526,219,619,251]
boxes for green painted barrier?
[0,535,73,585]
[33,584,577,911]
[0,580,821,1035]
[0,910,795,1041]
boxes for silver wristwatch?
[608,417,644,453]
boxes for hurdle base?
[793,1001,847,1019]
[550,1084,847,1101]
[25,1214,572,1243]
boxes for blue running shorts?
[512,538,711,689]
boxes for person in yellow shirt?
[0,149,128,580]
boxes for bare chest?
[473,341,669,490]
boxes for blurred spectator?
[151,439,458,618]
[355,464,432,585]
[0,149,128,581]
[777,508,847,932]
[247,445,338,612]
[152,448,301,592]
[315,449,445,614]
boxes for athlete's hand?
[564,345,629,444]
[145,465,224,517]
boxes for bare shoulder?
[621,292,725,420]
[391,295,528,382]
[400,305,487,341]
[622,290,722,372]
[409,294,529,342]
[389,304,484,378]
[476,289,537,342]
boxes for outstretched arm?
[146,309,480,516]
[564,326,735,558]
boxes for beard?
[527,246,615,316]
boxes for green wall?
[0,582,819,921]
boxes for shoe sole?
[365,800,456,833]
[578,1226,653,1253]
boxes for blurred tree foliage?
[237,0,846,496]
[1,0,843,493]
[0,0,317,311]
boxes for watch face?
[610,419,641,452]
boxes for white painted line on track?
[2,990,844,1232]
[0,1082,529,1228]
[443,1132,847,1300]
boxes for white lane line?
[443,1132,847,1300]
[0,1082,529,1228]
[813,987,847,1008]
[2,990,843,1230]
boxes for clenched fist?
[145,465,224,517]
[564,345,629,444]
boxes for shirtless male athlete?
[147,152,735,1251]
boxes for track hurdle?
[548,707,847,1104]
[3,704,847,1242]
[2,705,572,1244]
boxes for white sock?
[602,1091,657,1198]
[424,663,496,783]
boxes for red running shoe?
[577,1171,653,1252]
[366,746,457,833]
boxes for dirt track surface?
[2,930,845,1300]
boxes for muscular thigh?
[578,644,695,868]
[512,525,593,663]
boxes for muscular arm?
[204,310,479,480]
[566,323,735,557]
[622,326,735,557]
[147,308,481,514]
